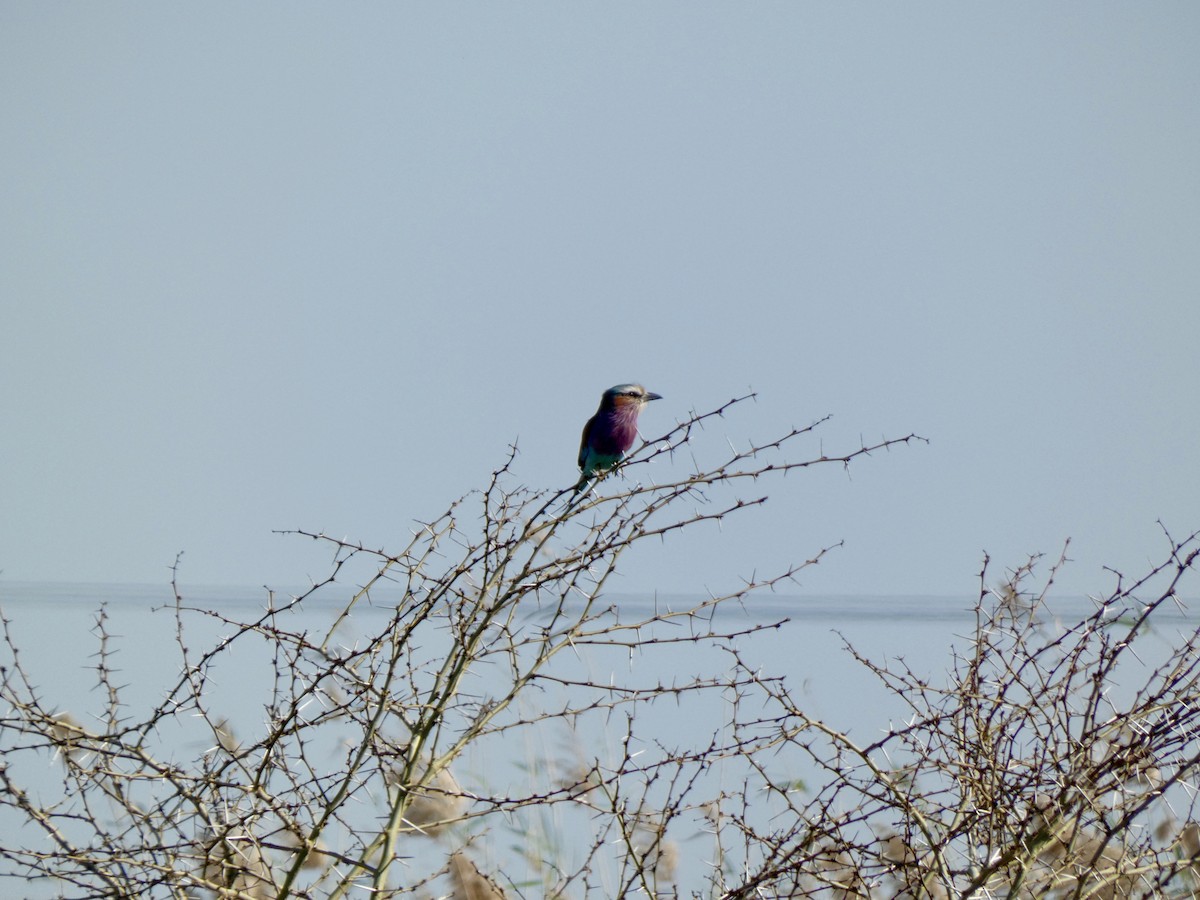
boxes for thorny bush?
[1,394,1198,898]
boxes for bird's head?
[601,384,663,410]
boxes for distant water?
[3,580,1196,747]
[2,581,1196,896]
[5,581,1196,753]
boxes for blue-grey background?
[3,6,1197,598]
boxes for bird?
[575,383,662,493]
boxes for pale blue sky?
[2,5,1197,599]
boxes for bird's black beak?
[645,392,663,402]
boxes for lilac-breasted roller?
[576,383,662,492]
